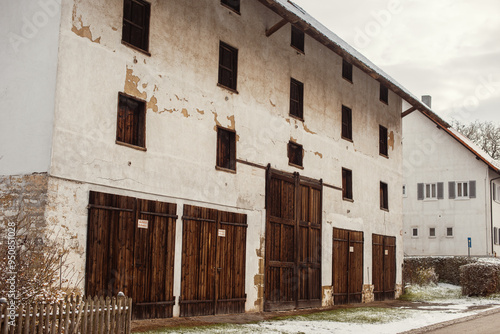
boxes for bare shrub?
[460,263,500,296]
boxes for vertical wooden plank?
[23,304,30,334]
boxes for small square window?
[342,168,353,200]
[288,141,303,168]
[342,59,353,82]
[429,227,436,237]
[291,25,304,52]
[402,184,407,197]
[290,78,304,119]
[116,93,146,149]
[446,227,453,237]
[221,0,240,13]
[341,105,352,141]
[412,227,418,238]
[380,84,389,104]
[379,125,388,157]
[216,127,236,171]
[122,0,151,53]
[380,182,389,210]
[218,41,238,91]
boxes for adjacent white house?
[1,0,440,319]
[403,97,500,257]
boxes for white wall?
[46,0,404,309]
[403,111,493,256]
[0,0,61,175]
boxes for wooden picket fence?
[0,295,132,334]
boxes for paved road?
[404,307,500,334]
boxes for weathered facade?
[403,105,500,256]
[1,0,434,318]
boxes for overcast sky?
[292,0,500,124]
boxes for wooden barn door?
[180,205,247,317]
[297,181,322,308]
[332,228,364,305]
[86,191,177,319]
[265,169,322,311]
[372,234,396,301]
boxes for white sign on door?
[138,219,149,229]
[218,229,226,237]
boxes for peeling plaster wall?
[403,111,494,256]
[0,0,62,175]
[48,0,404,311]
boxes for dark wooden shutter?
[288,142,303,167]
[437,182,444,199]
[122,0,151,52]
[217,128,236,170]
[380,84,388,104]
[417,183,424,200]
[449,181,456,199]
[342,106,352,140]
[221,0,240,12]
[218,42,238,90]
[291,25,304,52]
[290,78,304,119]
[379,125,388,157]
[342,59,353,82]
[117,93,146,148]
[469,181,476,198]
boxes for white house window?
[446,227,453,237]
[412,227,419,238]
[425,183,437,199]
[429,227,436,237]
[456,182,469,198]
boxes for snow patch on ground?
[153,283,500,334]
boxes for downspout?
[490,175,500,255]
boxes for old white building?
[1,0,435,319]
[403,98,500,257]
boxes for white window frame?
[446,227,454,237]
[429,227,436,238]
[494,184,500,203]
[425,183,438,200]
[456,181,469,199]
[411,227,419,238]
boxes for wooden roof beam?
[401,106,417,118]
[266,18,288,37]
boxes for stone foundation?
[362,284,374,303]
[322,286,333,307]
[0,173,49,230]
[395,284,403,299]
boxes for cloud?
[292,0,500,123]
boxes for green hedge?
[460,263,500,296]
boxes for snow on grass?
[140,283,500,334]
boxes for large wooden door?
[332,228,364,305]
[265,169,322,311]
[86,191,177,319]
[372,234,396,301]
[180,205,247,317]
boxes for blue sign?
[468,237,471,248]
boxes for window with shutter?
[122,0,151,53]
[342,168,353,200]
[379,125,388,157]
[341,105,352,141]
[342,59,353,82]
[429,227,436,237]
[380,84,389,104]
[380,182,389,210]
[291,25,305,52]
[216,127,236,171]
[469,180,476,198]
[288,141,303,168]
[218,41,238,91]
[116,93,146,149]
[456,181,474,199]
[221,0,240,13]
[290,78,304,119]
